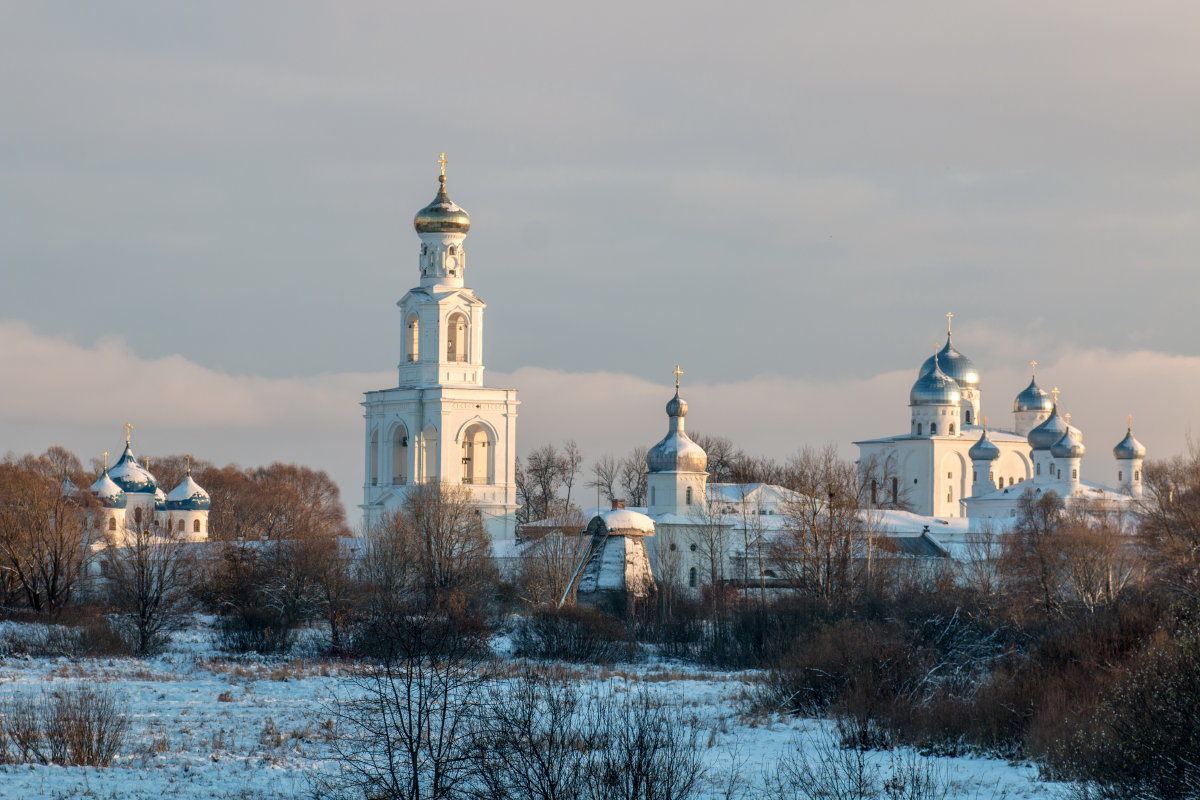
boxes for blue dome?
[88,472,127,509]
[1028,406,1069,451]
[919,336,980,389]
[154,488,167,510]
[1113,428,1146,460]
[107,444,157,494]
[1051,429,1086,459]
[1014,377,1053,413]
[165,474,211,511]
[968,429,1000,461]
[910,356,962,406]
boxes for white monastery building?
[361,157,519,540]
[855,315,1146,520]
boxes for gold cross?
[437,152,448,178]
[1051,386,1060,404]
[1030,360,1038,375]
[102,451,108,471]
[186,455,191,475]
[946,311,954,334]
[124,422,132,445]
[673,364,684,390]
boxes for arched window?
[916,423,922,436]
[930,423,938,435]
[1118,470,1124,481]
[420,426,439,483]
[108,516,116,531]
[690,543,697,552]
[891,478,898,503]
[406,314,420,362]
[460,423,493,485]
[177,519,184,533]
[973,471,977,482]
[947,488,953,503]
[369,430,379,486]
[685,486,693,505]
[949,423,956,435]
[134,507,142,525]
[392,426,409,485]
[650,486,656,505]
[1135,470,1141,481]
[688,567,697,588]
[965,409,973,424]
[1037,463,1041,475]
[1071,469,1078,480]
[193,519,201,533]
[446,312,468,363]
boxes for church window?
[870,480,877,505]
[1135,470,1141,481]
[947,472,952,479]
[947,488,953,502]
[460,423,493,485]
[420,426,439,483]
[1118,470,1123,481]
[949,424,956,435]
[891,478,898,503]
[109,516,116,531]
[369,430,379,486]
[965,409,973,424]
[447,313,468,363]
[393,426,410,485]
[177,519,184,533]
[1036,463,1041,475]
[134,507,142,525]
[1071,469,1078,480]
[688,567,697,588]
[406,315,420,362]
[669,542,676,551]
[690,543,697,552]
[973,471,977,482]
[686,486,693,505]
[930,423,938,435]
[916,423,922,435]
[1009,477,1014,487]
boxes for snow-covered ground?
[0,619,1071,800]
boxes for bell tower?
[362,156,520,540]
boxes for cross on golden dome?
[437,152,448,178]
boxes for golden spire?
[673,364,684,390]
[1127,414,1133,431]
[124,422,132,446]
[946,311,954,335]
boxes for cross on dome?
[124,422,132,445]
[673,364,684,390]
[1051,387,1060,404]
[437,152,448,178]
[1030,360,1038,375]
[946,311,954,335]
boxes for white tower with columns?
[361,156,519,540]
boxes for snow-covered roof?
[595,507,655,534]
[855,424,1029,446]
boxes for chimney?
[611,499,626,510]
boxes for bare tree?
[103,526,196,655]
[618,447,648,508]
[689,432,744,484]
[586,454,621,506]
[0,452,97,617]
[516,520,590,606]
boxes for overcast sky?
[1,2,1197,521]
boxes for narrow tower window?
[447,312,468,363]
[406,315,420,362]
[194,519,201,533]
[930,423,938,435]
[686,486,693,505]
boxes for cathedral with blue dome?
[86,426,211,541]
[856,315,1146,519]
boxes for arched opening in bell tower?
[460,423,494,485]
[406,314,420,362]
[392,425,409,485]
[447,312,468,363]
[369,430,379,486]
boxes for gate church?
[361,157,519,540]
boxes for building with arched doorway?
[361,159,520,540]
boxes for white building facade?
[361,160,519,540]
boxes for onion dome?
[1014,376,1053,413]
[1027,405,1069,450]
[919,335,980,389]
[154,487,167,510]
[646,389,708,473]
[89,472,128,509]
[969,429,1000,461]
[413,166,470,235]
[107,442,157,494]
[910,355,962,406]
[1113,426,1146,460]
[166,473,211,511]
[1051,429,1086,459]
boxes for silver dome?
[920,336,980,389]
[1013,377,1053,413]
[1113,428,1146,460]
[968,429,1000,461]
[646,390,708,473]
[1027,406,1069,450]
[910,357,962,406]
[1051,429,1086,459]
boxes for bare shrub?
[0,686,129,766]
[512,604,636,663]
